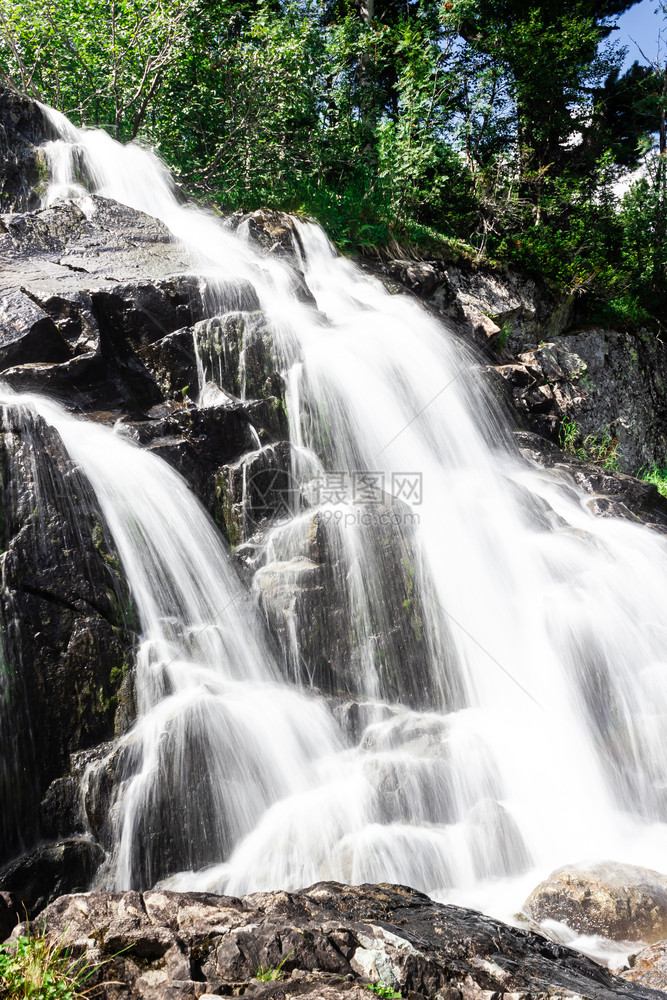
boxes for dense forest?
[0,0,665,326]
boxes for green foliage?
[0,933,97,1000]
[0,0,665,326]
[640,465,667,498]
[0,0,197,140]
[498,321,512,350]
[365,984,403,999]
[559,418,620,470]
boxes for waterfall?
[8,102,667,923]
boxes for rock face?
[523,863,667,944]
[488,333,667,475]
[0,404,136,868]
[6,882,663,1000]
[0,197,203,412]
[0,88,50,212]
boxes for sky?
[615,0,664,67]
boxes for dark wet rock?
[515,431,667,531]
[0,88,49,212]
[622,941,667,991]
[0,288,72,369]
[254,499,435,708]
[39,776,86,841]
[140,327,199,400]
[215,441,302,546]
[524,862,667,944]
[0,839,104,919]
[16,882,664,1000]
[122,399,286,514]
[0,197,203,412]
[0,352,106,402]
[195,311,286,403]
[0,890,21,942]
[0,405,136,865]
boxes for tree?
[443,0,643,194]
[0,0,197,140]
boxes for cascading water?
[8,101,667,933]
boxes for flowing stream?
[5,103,667,935]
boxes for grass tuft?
[365,984,403,999]
[640,465,667,499]
[0,931,100,1000]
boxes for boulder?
[13,881,662,1000]
[139,327,198,400]
[622,941,667,991]
[0,839,105,919]
[523,862,667,944]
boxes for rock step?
[5,882,664,1000]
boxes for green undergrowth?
[559,418,620,471]
[365,984,403,999]
[0,932,100,1000]
[640,466,667,499]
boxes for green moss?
[214,472,242,549]
[401,557,423,642]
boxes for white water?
[12,104,667,926]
